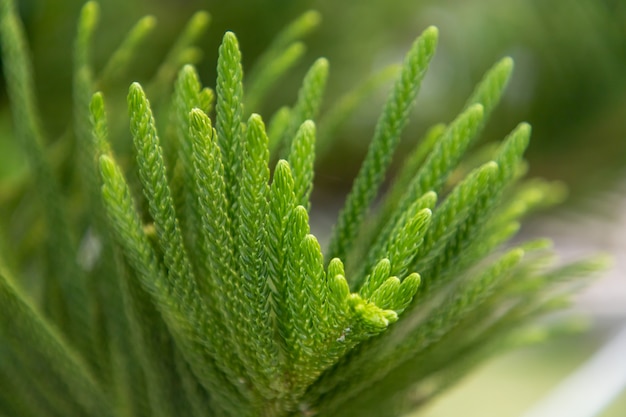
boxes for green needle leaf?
[327,26,438,263]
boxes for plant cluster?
[0,1,604,417]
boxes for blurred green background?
[314,0,626,196]
[1,0,626,415]
[2,0,626,193]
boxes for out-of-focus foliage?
[2,0,625,194]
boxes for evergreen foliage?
[0,1,605,416]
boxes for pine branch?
[98,154,245,416]
[128,83,200,319]
[326,26,438,263]
[366,104,484,281]
[287,120,316,209]
[189,108,278,405]
[376,123,446,227]
[0,4,604,417]
[216,32,245,222]
[464,56,514,119]
[170,65,206,266]
[265,160,297,352]
[275,58,329,156]
[233,113,280,394]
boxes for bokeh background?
[1,0,625,415]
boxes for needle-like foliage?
[0,1,606,417]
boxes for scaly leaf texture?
[366,104,484,281]
[348,123,444,275]
[90,93,112,156]
[0,4,602,415]
[0,0,92,353]
[306,161,499,404]
[411,160,501,295]
[282,207,314,386]
[439,123,531,274]
[189,109,282,411]
[99,154,243,416]
[283,212,404,405]
[73,1,99,170]
[90,93,146,405]
[276,57,328,157]
[464,56,514,120]
[216,32,245,223]
[316,248,525,416]
[287,120,316,209]
[128,83,201,325]
[129,85,255,410]
[326,26,438,264]
[264,160,297,349]
[357,191,437,288]
[367,58,513,276]
[190,108,282,407]
[171,65,205,262]
[233,113,280,393]
[339,126,531,407]
[378,123,446,225]
[439,124,533,273]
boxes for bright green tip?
[313,57,330,73]
[223,31,238,44]
[99,155,117,179]
[467,102,485,117]
[129,82,143,95]
[424,25,439,38]
[408,272,421,287]
[275,159,291,172]
[301,119,316,133]
[90,91,104,111]
[483,160,499,173]
[189,108,211,131]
